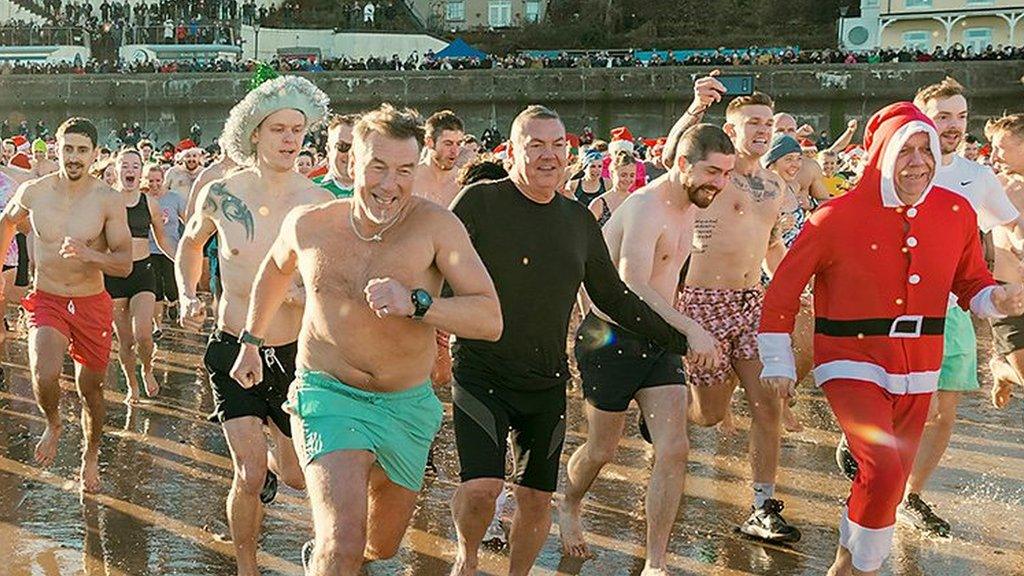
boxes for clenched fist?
[364,277,414,319]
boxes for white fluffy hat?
[219,75,330,165]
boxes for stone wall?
[1,61,1021,146]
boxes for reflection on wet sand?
[0,322,1022,575]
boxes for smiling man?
[175,76,334,576]
[759,102,1024,576]
[447,105,689,576]
[0,117,131,494]
[232,103,501,576]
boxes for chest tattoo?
[209,183,254,241]
[733,174,780,203]
[693,218,718,253]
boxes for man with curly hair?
[174,75,335,576]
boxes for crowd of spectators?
[2,41,1023,76]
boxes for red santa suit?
[757,103,1001,572]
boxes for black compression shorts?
[204,330,296,437]
[575,313,685,412]
[14,233,28,287]
[104,258,155,300]
[452,378,566,492]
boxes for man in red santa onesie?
[757,101,1024,576]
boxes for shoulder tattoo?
[208,182,254,241]
[732,174,780,203]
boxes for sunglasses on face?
[335,141,352,153]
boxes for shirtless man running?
[231,103,501,576]
[984,114,1024,407]
[559,124,735,574]
[167,144,205,203]
[176,76,333,576]
[681,91,800,542]
[0,117,132,493]
[414,110,465,386]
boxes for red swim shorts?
[23,290,113,372]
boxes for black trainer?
[836,434,859,481]
[638,412,652,444]
[259,470,278,505]
[301,539,314,574]
[897,493,951,538]
[739,499,802,544]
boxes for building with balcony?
[839,0,1024,51]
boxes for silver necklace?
[349,206,400,242]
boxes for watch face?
[414,290,432,307]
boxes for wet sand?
[1,318,1023,575]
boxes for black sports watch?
[410,288,433,319]
[239,330,264,347]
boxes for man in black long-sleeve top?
[448,105,688,576]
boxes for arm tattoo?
[209,182,254,241]
[732,174,780,203]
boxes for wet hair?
[353,103,425,149]
[986,114,1024,140]
[725,91,775,119]
[328,113,360,130]
[511,105,562,142]
[458,155,508,186]
[56,117,98,148]
[914,76,965,108]
[425,110,464,143]
[676,124,736,165]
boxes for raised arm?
[825,119,858,155]
[661,70,726,170]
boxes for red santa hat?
[799,138,817,151]
[11,135,28,153]
[175,138,202,161]
[9,152,31,170]
[608,126,635,155]
[855,102,941,207]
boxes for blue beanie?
[763,134,802,168]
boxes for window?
[489,0,512,27]
[966,0,994,6]
[445,0,465,21]
[902,30,931,50]
[904,0,932,7]
[525,0,541,23]
[964,27,993,52]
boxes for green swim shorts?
[285,370,443,492]
[937,305,979,392]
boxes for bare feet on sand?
[34,423,61,466]
[782,402,804,433]
[989,357,1016,409]
[716,406,737,436]
[640,567,670,576]
[80,453,100,493]
[557,497,592,558]
[143,368,160,397]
